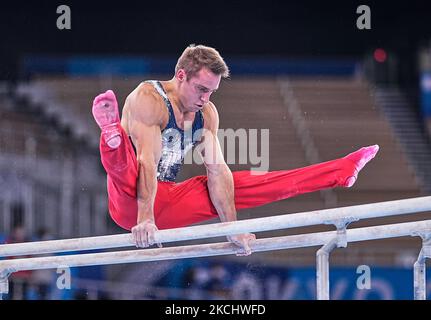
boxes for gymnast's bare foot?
[343,145,379,187]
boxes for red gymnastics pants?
[100,126,356,231]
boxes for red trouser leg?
[156,158,356,229]
[100,124,172,231]
[99,124,139,230]
[100,127,356,231]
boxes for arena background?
[0,0,431,300]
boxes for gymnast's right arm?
[124,88,163,248]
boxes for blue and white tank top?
[145,80,205,182]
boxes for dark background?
[1,0,431,81]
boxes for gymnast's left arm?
[199,102,256,256]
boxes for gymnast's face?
[176,67,220,112]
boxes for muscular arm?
[199,103,255,255]
[135,125,160,224]
[199,103,237,222]
[124,87,163,247]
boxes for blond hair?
[175,44,230,79]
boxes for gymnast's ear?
[176,69,187,82]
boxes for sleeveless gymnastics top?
[144,80,205,182]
